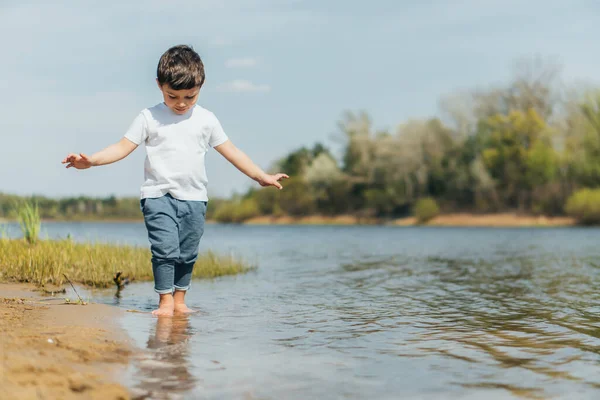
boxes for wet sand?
[0,283,133,400]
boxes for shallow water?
[6,222,600,399]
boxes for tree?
[479,109,553,210]
[472,56,561,121]
[277,178,316,216]
[272,142,332,178]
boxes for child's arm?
[62,137,138,169]
[214,141,288,189]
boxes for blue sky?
[2,0,599,199]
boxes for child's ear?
[156,79,162,90]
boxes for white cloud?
[225,58,259,68]
[211,37,232,47]
[218,80,271,93]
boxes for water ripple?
[73,225,600,399]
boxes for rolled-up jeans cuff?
[173,284,190,292]
[155,287,174,295]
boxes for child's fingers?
[64,154,80,163]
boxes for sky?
[1,0,599,199]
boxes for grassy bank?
[0,238,253,288]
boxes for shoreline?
[0,283,134,400]
[1,213,579,227]
[242,213,577,227]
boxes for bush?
[414,197,440,224]
[364,189,395,216]
[213,202,236,223]
[277,178,315,216]
[565,188,600,225]
[213,198,260,223]
[235,198,260,221]
[248,188,278,215]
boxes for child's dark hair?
[157,45,205,90]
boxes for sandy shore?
[0,283,133,400]
[244,213,576,227]
[392,213,576,227]
[243,214,370,226]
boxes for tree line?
[213,58,600,223]
[2,58,600,223]
[0,194,142,221]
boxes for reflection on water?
[130,315,195,400]
[12,223,600,399]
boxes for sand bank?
[244,213,576,227]
[0,283,133,400]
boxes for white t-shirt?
[124,103,229,201]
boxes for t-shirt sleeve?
[208,115,229,148]
[124,113,148,145]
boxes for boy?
[62,45,288,316]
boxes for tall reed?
[17,201,41,244]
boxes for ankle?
[173,290,187,305]
[158,293,174,305]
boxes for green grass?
[0,238,254,288]
[17,201,41,244]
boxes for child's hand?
[257,173,289,190]
[62,153,93,169]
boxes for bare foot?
[174,303,197,314]
[152,293,174,316]
[173,290,196,314]
[152,305,174,316]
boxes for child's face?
[157,81,200,115]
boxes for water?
[6,221,600,399]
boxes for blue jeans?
[141,194,207,294]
